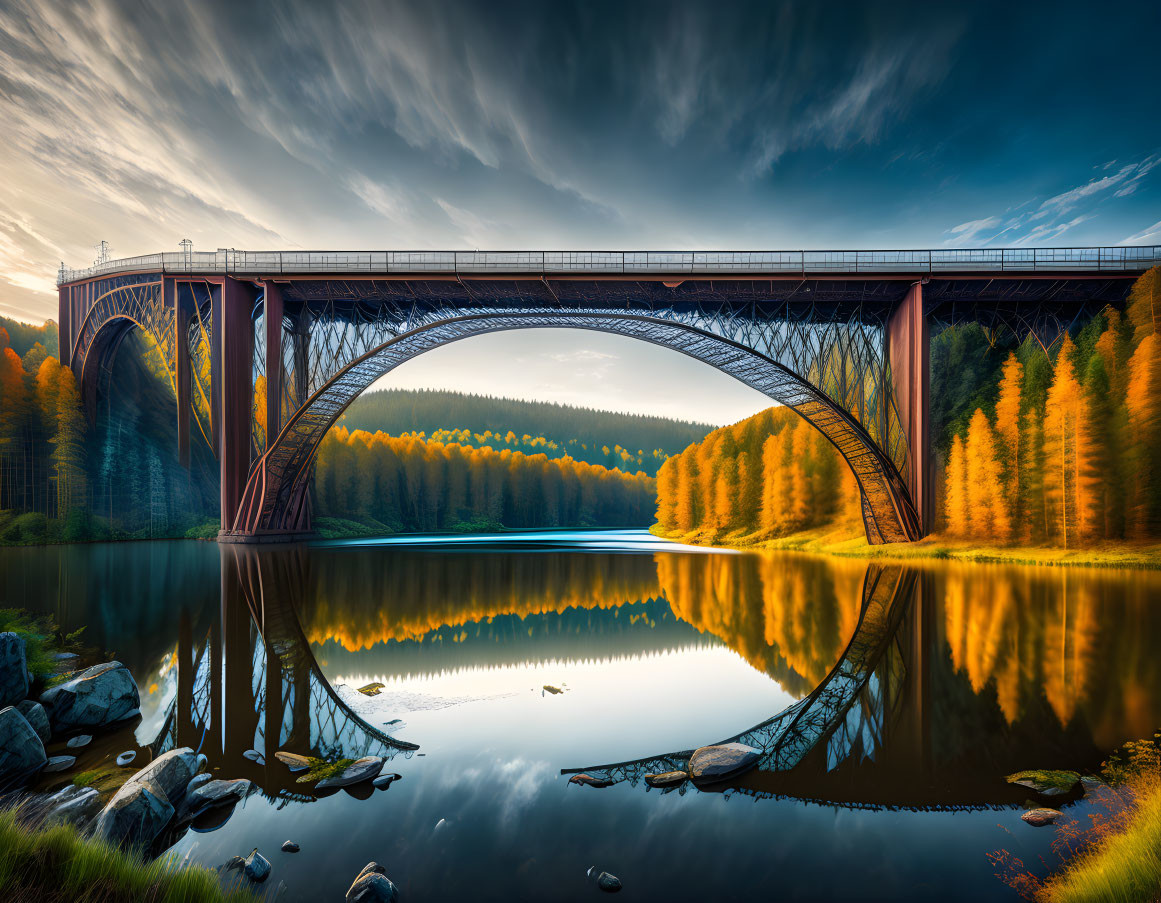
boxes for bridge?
[57,245,1161,544]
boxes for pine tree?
[994,352,1023,514]
[944,434,968,536]
[1044,335,1083,547]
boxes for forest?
[314,426,656,533]
[652,405,863,542]
[336,388,711,476]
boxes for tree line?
[939,267,1161,545]
[653,405,863,540]
[315,426,657,532]
[337,388,712,475]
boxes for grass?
[295,756,355,784]
[1007,770,1082,793]
[0,807,253,903]
[0,609,84,680]
[71,772,101,789]
[651,524,1161,570]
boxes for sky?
[1,0,1158,423]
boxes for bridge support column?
[58,285,72,368]
[262,281,284,446]
[887,282,934,535]
[167,278,194,469]
[215,278,257,532]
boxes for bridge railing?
[57,246,1161,284]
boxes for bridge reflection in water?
[145,539,1161,814]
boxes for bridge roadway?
[56,246,1160,544]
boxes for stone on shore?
[1006,770,1081,797]
[0,633,30,708]
[568,773,613,788]
[44,784,102,826]
[39,662,140,731]
[346,862,399,903]
[66,734,92,749]
[315,756,384,789]
[688,743,761,783]
[281,840,299,852]
[15,700,50,743]
[644,770,687,788]
[0,705,47,784]
[179,778,250,820]
[93,777,174,848]
[274,751,311,772]
[1021,807,1064,826]
[242,848,271,882]
[43,754,76,773]
[186,772,213,794]
[132,747,201,807]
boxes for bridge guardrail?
[57,246,1161,284]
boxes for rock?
[346,862,399,903]
[644,770,688,788]
[688,743,761,783]
[281,840,299,853]
[587,867,623,893]
[568,773,613,788]
[1006,770,1081,797]
[116,751,136,767]
[543,685,563,695]
[44,784,102,825]
[43,755,76,773]
[242,848,271,882]
[0,633,30,708]
[315,756,384,789]
[179,778,250,820]
[357,682,384,697]
[225,856,245,871]
[93,777,174,848]
[242,749,265,765]
[274,751,312,772]
[0,705,47,784]
[373,772,401,789]
[1021,807,1063,827]
[186,772,213,794]
[66,734,92,749]
[195,753,208,773]
[15,700,50,743]
[39,662,140,731]
[52,652,79,663]
[131,747,200,806]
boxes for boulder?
[242,749,265,765]
[242,848,271,882]
[587,866,623,893]
[0,705,47,785]
[116,751,136,767]
[179,778,250,820]
[66,734,92,749]
[281,840,299,853]
[568,773,613,788]
[44,784,102,825]
[274,751,311,772]
[1006,770,1080,798]
[131,747,200,806]
[1021,807,1063,827]
[15,700,50,743]
[688,743,761,783]
[0,633,29,708]
[186,772,213,794]
[373,772,402,789]
[644,771,687,788]
[315,756,384,789]
[43,755,76,773]
[346,862,399,903]
[93,777,174,849]
[39,662,140,731]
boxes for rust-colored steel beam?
[263,281,284,447]
[217,278,257,531]
[887,282,933,535]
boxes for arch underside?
[562,562,916,788]
[234,311,921,544]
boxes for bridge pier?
[215,278,257,533]
[887,282,934,536]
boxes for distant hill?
[336,389,714,475]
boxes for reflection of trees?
[938,562,1161,748]
[655,552,865,696]
[299,549,664,650]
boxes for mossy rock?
[1006,769,1081,796]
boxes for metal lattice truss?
[236,302,920,543]
[560,563,916,788]
[72,278,171,394]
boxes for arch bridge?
[57,246,1160,544]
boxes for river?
[1,530,1159,901]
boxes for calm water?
[2,531,1160,901]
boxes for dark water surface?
[1,531,1159,901]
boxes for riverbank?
[0,808,252,903]
[650,523,1161,570]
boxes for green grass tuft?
[295,756,355,784]
[1006,769,1081,792]
[0,807,253,902]
[71,771,101,788]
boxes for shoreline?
[649,523,1161,571]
